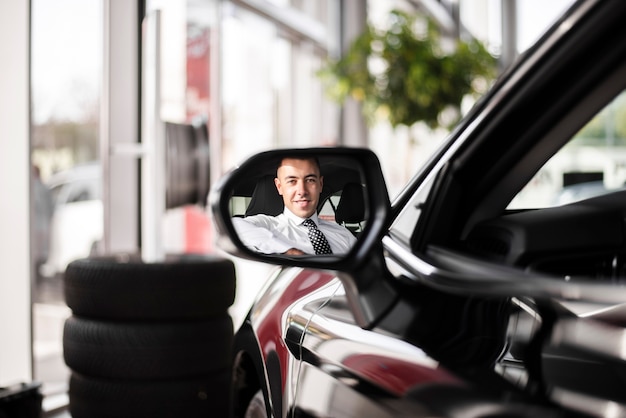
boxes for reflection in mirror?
[229,154,368,256]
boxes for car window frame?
[383,1,626,302]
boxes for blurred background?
[2,0,579,414]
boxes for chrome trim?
[382,235,626,304]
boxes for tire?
[64,256,236,320]
[68,371,231,418]
[63,315,233,380]
[245,390,268,418]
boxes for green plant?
[319,9,497,130]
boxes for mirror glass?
[226,153,369,256]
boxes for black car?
[211,0,626,416]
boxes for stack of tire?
[62,256,236,418]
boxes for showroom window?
[30,0,103,410]
[220,1,340,172]
[145,0,340,176]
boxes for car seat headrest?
[335,182,365,224]
[245,175,284,217]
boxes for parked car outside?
[38,158,213,280]
[40,162,102,279]
[211,0,626,417]
[551,181,626,206]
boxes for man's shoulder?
[236,213,285,227]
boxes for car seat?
[245,175,284,216]
[335,182,366,235]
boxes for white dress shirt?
[232,208,357,255]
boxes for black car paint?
[211,0,626,416]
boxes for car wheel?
[63,315,233,379]
[64,256,236,320]
[68,371,231,418]
[245,390,268,418]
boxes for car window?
[389,175,436,245]
[509,89,626,209]
[229,196,251,217]
[321,184,369,236]
[319,192,341,222]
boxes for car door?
[215,2,626,416]
[291,282,467,417]
[379,1,626,415]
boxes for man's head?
[274,157,323,218]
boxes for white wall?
[0,0,33,386]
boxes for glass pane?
[31,0,102,409]
[509,89,626,209]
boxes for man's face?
[275,158,323,219]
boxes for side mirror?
[209,147,391,271]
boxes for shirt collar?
[283,207,319,226]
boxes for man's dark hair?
[275,155,321,176]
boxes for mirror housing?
[209,147,391,272]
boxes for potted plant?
[319,9,497,131]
